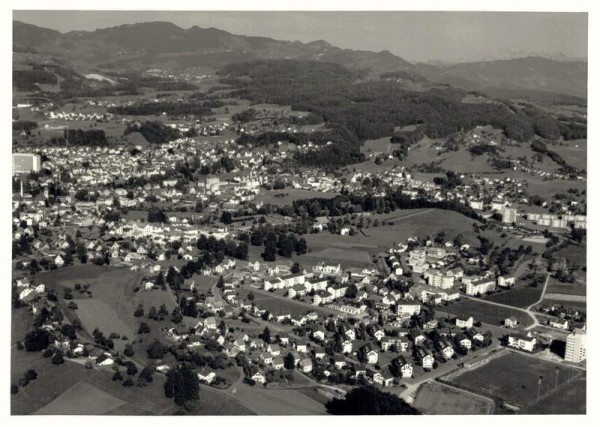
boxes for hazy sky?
[13,11,588,63]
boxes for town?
[11,12,587,417]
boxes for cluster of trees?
[164,364,200,407]
[290,190,483,222]
[109,101,212,117]
[24,329,53,352]
[325,386,420,415]
[49,129,108,147]
[390,127,426,160]
[196,234,249,261]
[12,120,38,132]
[13,69,57,91]
[247,227,307,261]
[432,171,464,190]
[11,369,38,395]
[124,121,181,144]
[231,108,258,123]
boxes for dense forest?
[219,60,587,157]
[48,129,109,147]
[124,121,181,144]
[13,69,58,91]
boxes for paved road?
[398,345,503,403]
[463,272,550,331]
[385,208,436,224]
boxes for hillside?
[13,20,587,98]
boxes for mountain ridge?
[13,20,587,98]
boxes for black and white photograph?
[5,1,594,419]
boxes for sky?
[12,11,588,63]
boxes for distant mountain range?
[13,20,587,98]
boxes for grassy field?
[521,375,586,414]
[12,307,34,345]
[553,244,586,268]
[241,288,333,318]
[74,299,134,338]
[546,278,586,296]
[484,287,543,308]
[413,382,493,415]
[449,351,581,407]
[231,383,327,415]
[11,348,95,415]
[441,299,533,327]
[549,140,587,171]
[35,264,144,332]
[304,208,479,255]
[35,381,126,415]
[298,246,373,268]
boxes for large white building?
[12,153,41,175]
[565,328,586,363]
[501,208,517,224]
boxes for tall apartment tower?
[565,327,586,363]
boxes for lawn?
[521,375,586,414]
[441,298,533,327]
[35,381,126,415]
[484,287,543,308]
[11,307,34,345]
[298,246,373,268]
[231,383,327,415]
[34,264,143,332]
[546,279,586,296]
[11,348,95,415]
[303,208,479,254]
[73,298,134,339]
[413,381,493,415]
[449,351,581,407]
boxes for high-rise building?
[12,153,41,175]
[501,208,517,224]
[565,327,586,363]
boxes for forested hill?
[219,59,587,144]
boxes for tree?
[24,329,52,352]
[295,238,308,255]
[134,304,145,317]
[126,362,138,376]
[147,207,167,223]
[171,307,183,324]
[123,378,135,387]
[51,351,65,365]
[139,367,154,384]
[158,303,169,319]
[260,327,271,343]
[138,322,151,334]
[220,211,233,225]
[262,240,277,262]
[112,371,124,381]
[284,352,295,370]
[325,386,420,415]
[164,365,200,406]
[124,344,135,357]
[147,340,165,359]
[345,284,358,299]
